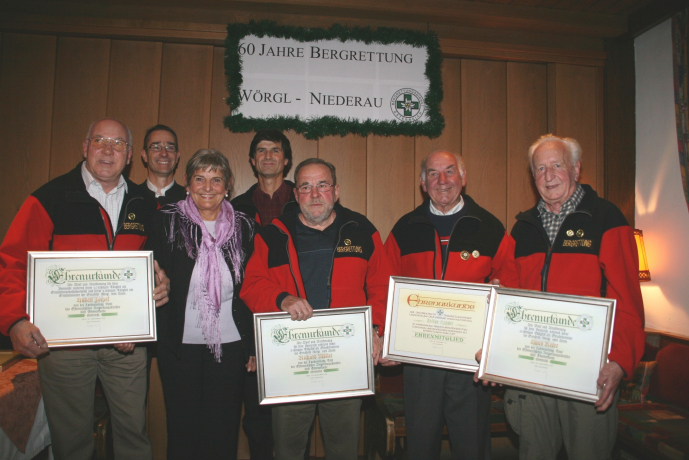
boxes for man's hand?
[280,295,313,321]
[246,356,257,372]
[473,348,497,387]
[153,260,170,307]
[9,319,48,358]
[595,361,624,412]
[373,332,401,367]
[490,279,502,287]
[113,343,135,353]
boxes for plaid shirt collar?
[537,184,585,245]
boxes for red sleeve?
[366,231,393,333]
[240,233,295,313]
[490,233,520,289]
[0,196,54,335]
[383,232,402,277]
[600,226,646,378]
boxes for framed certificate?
[27,251,157,347]
[254,306,374,405]
[382,276,494,372]
[478,287,616,402]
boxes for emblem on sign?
[390,88,426,122]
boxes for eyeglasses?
[88,137,130,152]
[147,144,177,153]
[297,183,334,194]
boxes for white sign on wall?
[224,22,444,139]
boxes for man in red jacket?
[385,150,519,460]
[0,119,169,460]
[241,158,392,460]
[506,134,646,460]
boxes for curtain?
[672,9,689,213]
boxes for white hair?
[420,150,466,183]
[85,119,133,146]
[527,134,581,173]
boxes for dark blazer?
[140,180,187,206]
[145,204,256,359]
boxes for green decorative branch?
[224,20,444,140]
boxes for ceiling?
[468,0,655,16]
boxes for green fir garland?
[224,21,444,140]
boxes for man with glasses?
[140,124,186,206]
[0,119,169,460]
[384,150,519,460]
[241,158,393,460]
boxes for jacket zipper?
[275,226,302,298]
[327,221,356,308]
[100,196,143,251]
[441,215,475,280]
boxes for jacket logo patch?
[562,239,592,248]
[576,229,584,237]
[344,239,352,246]
[337,244,362,253]
[472,250,480,258]
[460,251,470,260]
[123,222,145,232]
[128,213,136,221]
[566,230,574,237]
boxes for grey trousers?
[403,364,492,460]
[504,388,618,460]
[38,346,152,460]
[272,398,362,460]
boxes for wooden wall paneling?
[284,131,318,183]
[158,43,214,181]
[506,62,547,230]
[414,58,462,207]
[49,36,110,179]
[596,65,605,196]
[461,59,508,226]
[209,46,256,201]
[0,33,56,241]
[366,136,416,242]
[603,36,636,225]
[547,63,599,189]
[319,135,367,215]
[106,40,163,185]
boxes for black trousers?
[157,342,246,460]
[242,370,274,459]
[403,364,492,460]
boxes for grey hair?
[527,134,582,173]
[85,119,133,146]
[420,150,466,183]
[185,149,234,196]
[293,158,337,185]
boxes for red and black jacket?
[385,196,519,287]
[240,203,391,330]
[0,162,158,335]
[510,184,646,377]
[230,180,296,226]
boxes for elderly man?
[232,129,295,226]
[506,134,646,459]
[241,158,392,460]
[140,124,186,205]
[0,119,169,460]
[385,150,519,459]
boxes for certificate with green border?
[254,306,374,405]
[27,251,156,347]
[382,277,493,372]
[478,287,615,403]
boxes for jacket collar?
[407,195,482,225]
[516,183,597,225]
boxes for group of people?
[0,117,645,460]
